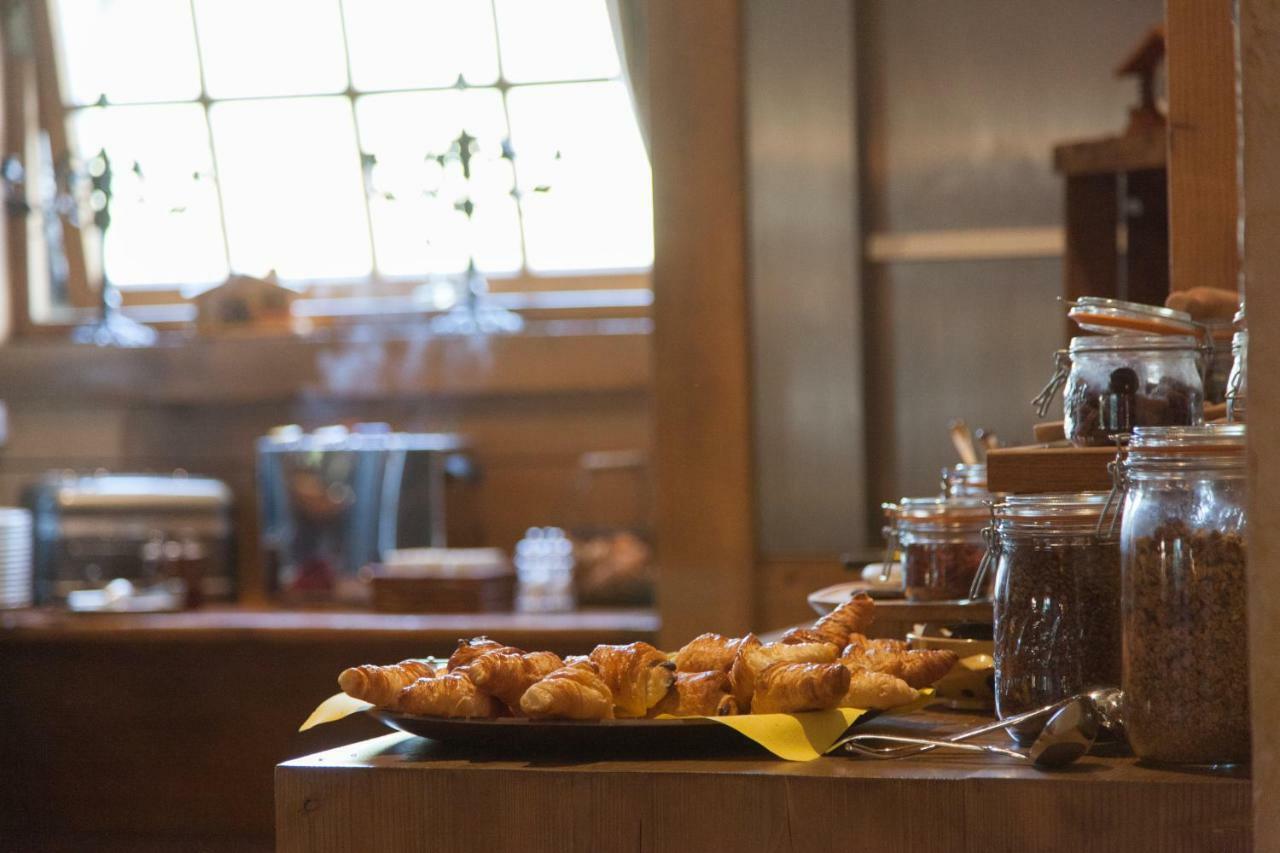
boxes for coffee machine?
[256,424,468,604]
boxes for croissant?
[447,637,523,671]
[728,639,838,711]
[397,672,501,718]
[749,662,851,714]
[844,647,958,689]
[589,642,677,718]
[337,660,436,708]
[673,633,753,673]
[840,667,919,710]
[520,661,615,720]
[465,650,565,709]
[810,593,876,647]
[649,671,739,717]
[842,635,908,656]
[779,626,829,645]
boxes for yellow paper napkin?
[701,707,870,760]
[301,686,935,759]
[300,692,373,731]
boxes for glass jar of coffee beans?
[1120,425,1249,766]
[990,492,1121,745]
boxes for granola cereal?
[1123,519,1250,764]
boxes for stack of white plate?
[0,508,32,609]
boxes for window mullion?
[186,0,233,280]
[335,0,380,278]
[486,0,531,278]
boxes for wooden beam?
[0,8,33,338]
[1239,1,1280,847]
[29,0,92,309]
[648,0,755,645]
[1166,0,1239,293]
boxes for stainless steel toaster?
[24,472,235,605]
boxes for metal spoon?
[843,698,1098,769]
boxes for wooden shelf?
[1053,131,1167,176]
[276,708,1250,852]
[986,444,1116,494]
[0,606,659,647]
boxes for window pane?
[210,98,371,279]
[70,105,227,285]
[193,0,348,98]
[506,82,652,271]
[493,0,620,83]
[357,90,519,275]
[342,0,499,90]
[53,0,202,105]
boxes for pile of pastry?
[338,594,957,720]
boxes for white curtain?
[606,0,650,152]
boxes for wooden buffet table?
[0,607,658,852]
[276,708,1250,853]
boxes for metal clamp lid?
[1032,350,1070,419]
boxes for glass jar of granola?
[991,492,1121,745]
[1119,424,1249,765]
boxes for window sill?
[0,317,652,404]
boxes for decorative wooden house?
[191,272,301,336]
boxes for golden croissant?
[447,637,523,671]
[520,661,615,720]
[397,672,501,718]
[843,634,908,656]
[673,633,756,673]
[779,626,830,645]
[840,667,918,710]
[749,662,851,714]
[465,650,564,709]
[649,671,739,717]
[845,647,958,689]
[589,641,677,718]
[337,660,436,708]
[728,638,837,711]
[808,593,876,647]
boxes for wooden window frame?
[3,0,651,336]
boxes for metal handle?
[841,734,1026,761]
[1095,440,1128,538]
[968,526,997,600]
[1031,350,1071,419]
[879,504,900,583]
[832,696,1076,758]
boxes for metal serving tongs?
[833,688,1124,769]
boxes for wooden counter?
[0,607,657,852]
[276,709,1251,853]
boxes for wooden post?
[29,0,92,309]
[1166,0,1239,293]
[1240,1,1280,848]
[0,7,33,337]
[648,0,755,645]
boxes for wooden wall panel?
[858,0,1164,234]
[0,386,653,602]
[744,0,867,556]
[1240,1,1280,847]
[1166,0,1239,293]
[864,257,1063,515]
[649,0,755,644]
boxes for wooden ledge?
[0,319,652,404]
[0,606,660,648]
[276,709,1250,852]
